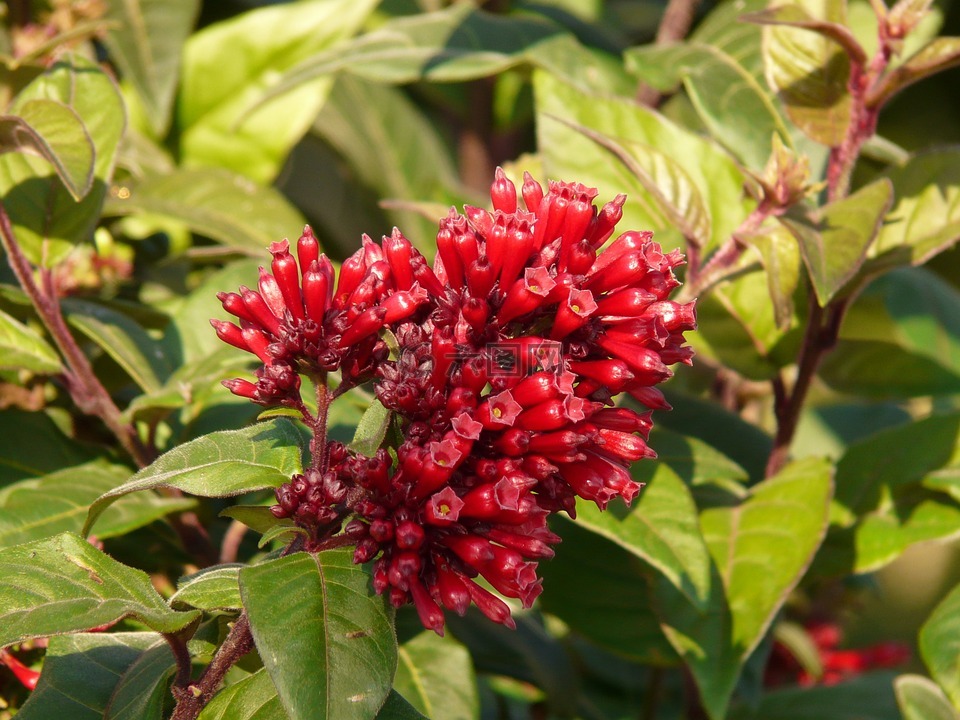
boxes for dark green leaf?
[780,179,893,306]
[866,148,960,275]
[655,458,833,720]
[350,399,392,458]
[0,56,124,266]
[919,581,960,709]
[895,674,959,720]
[199,668,286,720]
[573,465,711,610]
[0,409,98,485]
[535,70,752,254]
[102,0,200,137]
[539,518,677,664]
[0,460,194,549]
[104,168,305,255]
[394,631,478,720]
[376,690,429,720]
[727,672,899,720]
[170,565,243,612]
[0,306,60,373]
[104,639,176,720]
[0,98,94,199]
[626,43,792,169]
[84,419,303,537]
[0,532,199,647]
[240,550,397,720]
[178,0,377,183]
[63,298,171,394]
[760,1,853,145]
[15,632,160,720]
[819,339,960,398]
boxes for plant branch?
[164,632,194,690]
[311,373,331,472]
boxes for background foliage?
[1,0,960,718]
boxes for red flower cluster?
[765,622,911,687]
[214,170,696,633]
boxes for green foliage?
[2,0,960,718]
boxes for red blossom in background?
[214,169,696,633]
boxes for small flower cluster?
[214,170,696,633]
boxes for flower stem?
[311,373,331,472]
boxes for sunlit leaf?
[394,631,479,720]
[170,565,243,612]
[198,668,286,720]
[0,306,60,374]
[895,674,960,720]
[919,581,960,710]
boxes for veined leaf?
[84,419,303,537]
[103,639,176,720]
[170,565,243,612]
[240,550,397,720]
[895,674,960,720]
[0,98,94,199]
[394,632,479,720]
[0,532,199,647]
[198,668,286,720]
[919,581,960,709]
[0,306,61,374]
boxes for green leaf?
[394,631,478,720]
[557,117,711,248]
[573,465,711,610]
[760,0,853,145]
[744,4,867,65]
[0,408,97,485]
[895,674,960,720]
[219,505,292,537]
[920,581,960,709]
[63,298,170,394]
[199,668,286,720]
[178,0,377,183]
[0,306,60,374]
[170,565,243,612]
[871,37,960,108]
[535,70,753,254]
[741,222,803,330]
[0,532,199,647]
[727,672,900,720]
[239,549,397,720]
[15,632,161,720]
[539,518,677,664]
[0,98,94,199]
[104,168,306,255]
[103,639,176,720]
[626,42,792,169]
[654,458,833,720]
[866,148,960,275]
[816,412,960,576]
[350,399,392,458]
[0,460,195,549]
[84,419,303,537]
[779,179,893,306]
[102,0,200,137]
[376,690,429,720]
[0,56,125,266]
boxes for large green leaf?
[538,517,677,664]
[815,412,960,576]
[102,0,200,137]
[866,148,960,275]
[759,0,853,145]
[0,56,125,266]
[779,179,893,306]
[0,98,94,199]
[0,532,199,647]
[394,631,478,720]
[0,409,97,485]
[895,674,960,720]
[0,306,60,374]
[0,460,194,549]
[103,638,176,720]
[654,458,833,720]
[377,691,429,720]
[199,668,286,720]
[742,222,804,330]
[63,298,171,394]
[535,70,753,254]
[727,672,899,720]
[15,632,161,720]
[573,464,711,610]
[919,581,960,710]
[240,549,397,720]
[178,0,377,183]
[103,167,305,255]
[83,419,303,536]
[626,42,791,169]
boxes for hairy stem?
[311,373,331,472]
